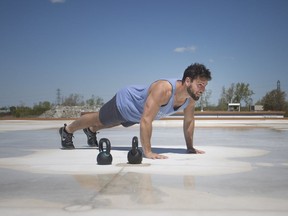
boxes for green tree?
[218,82,254,109]
[95,96,104,107]
[196,89,212,111]
[13,106,32,117]
[32,101,52,115]
[218,86,233,110]
[86,95,104,107]
[260,89,286,111]
[62,94,84,106]
[7,101,52,118]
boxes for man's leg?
[59,112,105,149]
[83,122,121,147]
[66,94,122,134]
[59,95,123,149]
[65,112,104,134]
[66,112,119,147]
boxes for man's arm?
[183,100,205,154]
[140,81,171,159]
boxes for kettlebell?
[97,138,113,165]
[127,136,143,164]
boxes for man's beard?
[187,88,200,101]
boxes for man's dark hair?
[182,63,212,83]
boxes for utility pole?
[277,80,280,91]
[56,88,61,105]
[276,80,280,111]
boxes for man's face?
[186,77,208,101]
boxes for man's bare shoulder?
[150,80,173,92]
[147,80,173,105]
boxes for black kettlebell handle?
[99,138,111,154]
[97,138,113,165]
[131,136,139,155]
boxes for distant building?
[228,103,241,112]
[0,108,10,113]
[250,105,264,111]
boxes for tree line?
[197,82,287,115]
[0,94,104,118]
[1,83,287,118]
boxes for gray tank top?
[116,78,190,123]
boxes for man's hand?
[144,152,168,159]
[187,148,205,154]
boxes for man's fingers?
[145,152,168,159]
[155,154,168,159]
[196,149,205,154]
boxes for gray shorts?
[99,95,137,127]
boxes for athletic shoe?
[83,128,98,147]
[59,124,75,149]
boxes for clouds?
[49,0,66,3]
[174,46,197,53]
[173,45,236,65]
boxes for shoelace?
[63,124,74,145]
[86,129,98,139]
[65,132,74,145]
[90,134,97,143]
[87,132,96,142]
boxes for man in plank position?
[59,63,212,159]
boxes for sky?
[1,0,288,107]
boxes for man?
[59,63,212,159]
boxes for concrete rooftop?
[0,119,288,215]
